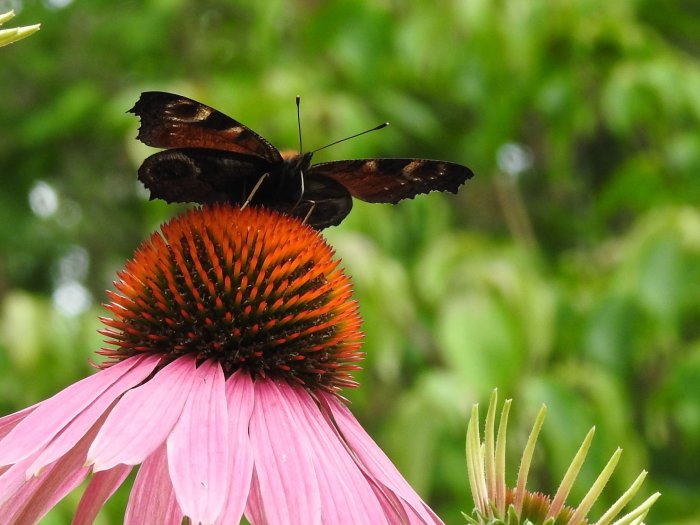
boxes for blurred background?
[1,0,699,522]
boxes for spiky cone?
[0,205,442,525]
[465,390,660,525]
[98,204,363,393]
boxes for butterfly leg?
[291,170,306,212]
[301,200,316,225]
[241,172,270,210]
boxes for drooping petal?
[244,470,265,525]
[247,379,321,525]
[0,404,38,439]
[27,355,160,476]
[125,445,182,525]
[0,416,100,524]
[88,356,197,471]
[0,355,155,467]
[282,383,389,524]
[215,370,255,525]
[73,464,132,525]
[322,392,443,525]
[1,461,88,524]
[0,455,37,507]
[368,485,411,525]
[167,360,228,524]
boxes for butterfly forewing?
[129,92,282,162]
[308,159,473,204]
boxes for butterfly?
[129,91,474,229]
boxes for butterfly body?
[130,91,473,229]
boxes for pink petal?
[0,462,89,524]
[88,356,197,471]
[0,355,155,467]
[0,415,100,524]
[244,470,265,525]
[0,404,38,439]
[248,379,321,525]
[167,360,228,524]
[216,370,255,525]
[73,464,132,525]
[321,393,443,525]
[125,445,182,525]
[27,356,160,476]
[282,384,389,524]
[366,480,412,525]
[0,455,37,507]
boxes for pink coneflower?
[0,205,441,524]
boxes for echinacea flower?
[0,205,442,524]
[465,390,660,525]
[0,11,40,48]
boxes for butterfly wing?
[138,148,352,228]
[138,148,271,205]
[283,174,353,229]
[130,92,283,163]
[308,158,473,204]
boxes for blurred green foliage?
[1,0,699,522]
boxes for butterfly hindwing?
[308,158,474,204]
[138,148,354,229]
[287,174,353,229]
[138,148,270,205]
[129,92,282,162]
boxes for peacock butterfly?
[129,91,473,229]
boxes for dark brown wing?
[138,148,271,205]
[308,158,473,203]
[139,149,352,229]
[129,92,283,163]
[280,174,353,229]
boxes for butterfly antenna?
[312,122,389,154]
[296,95,303,154]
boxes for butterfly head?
[280,150,314,178]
